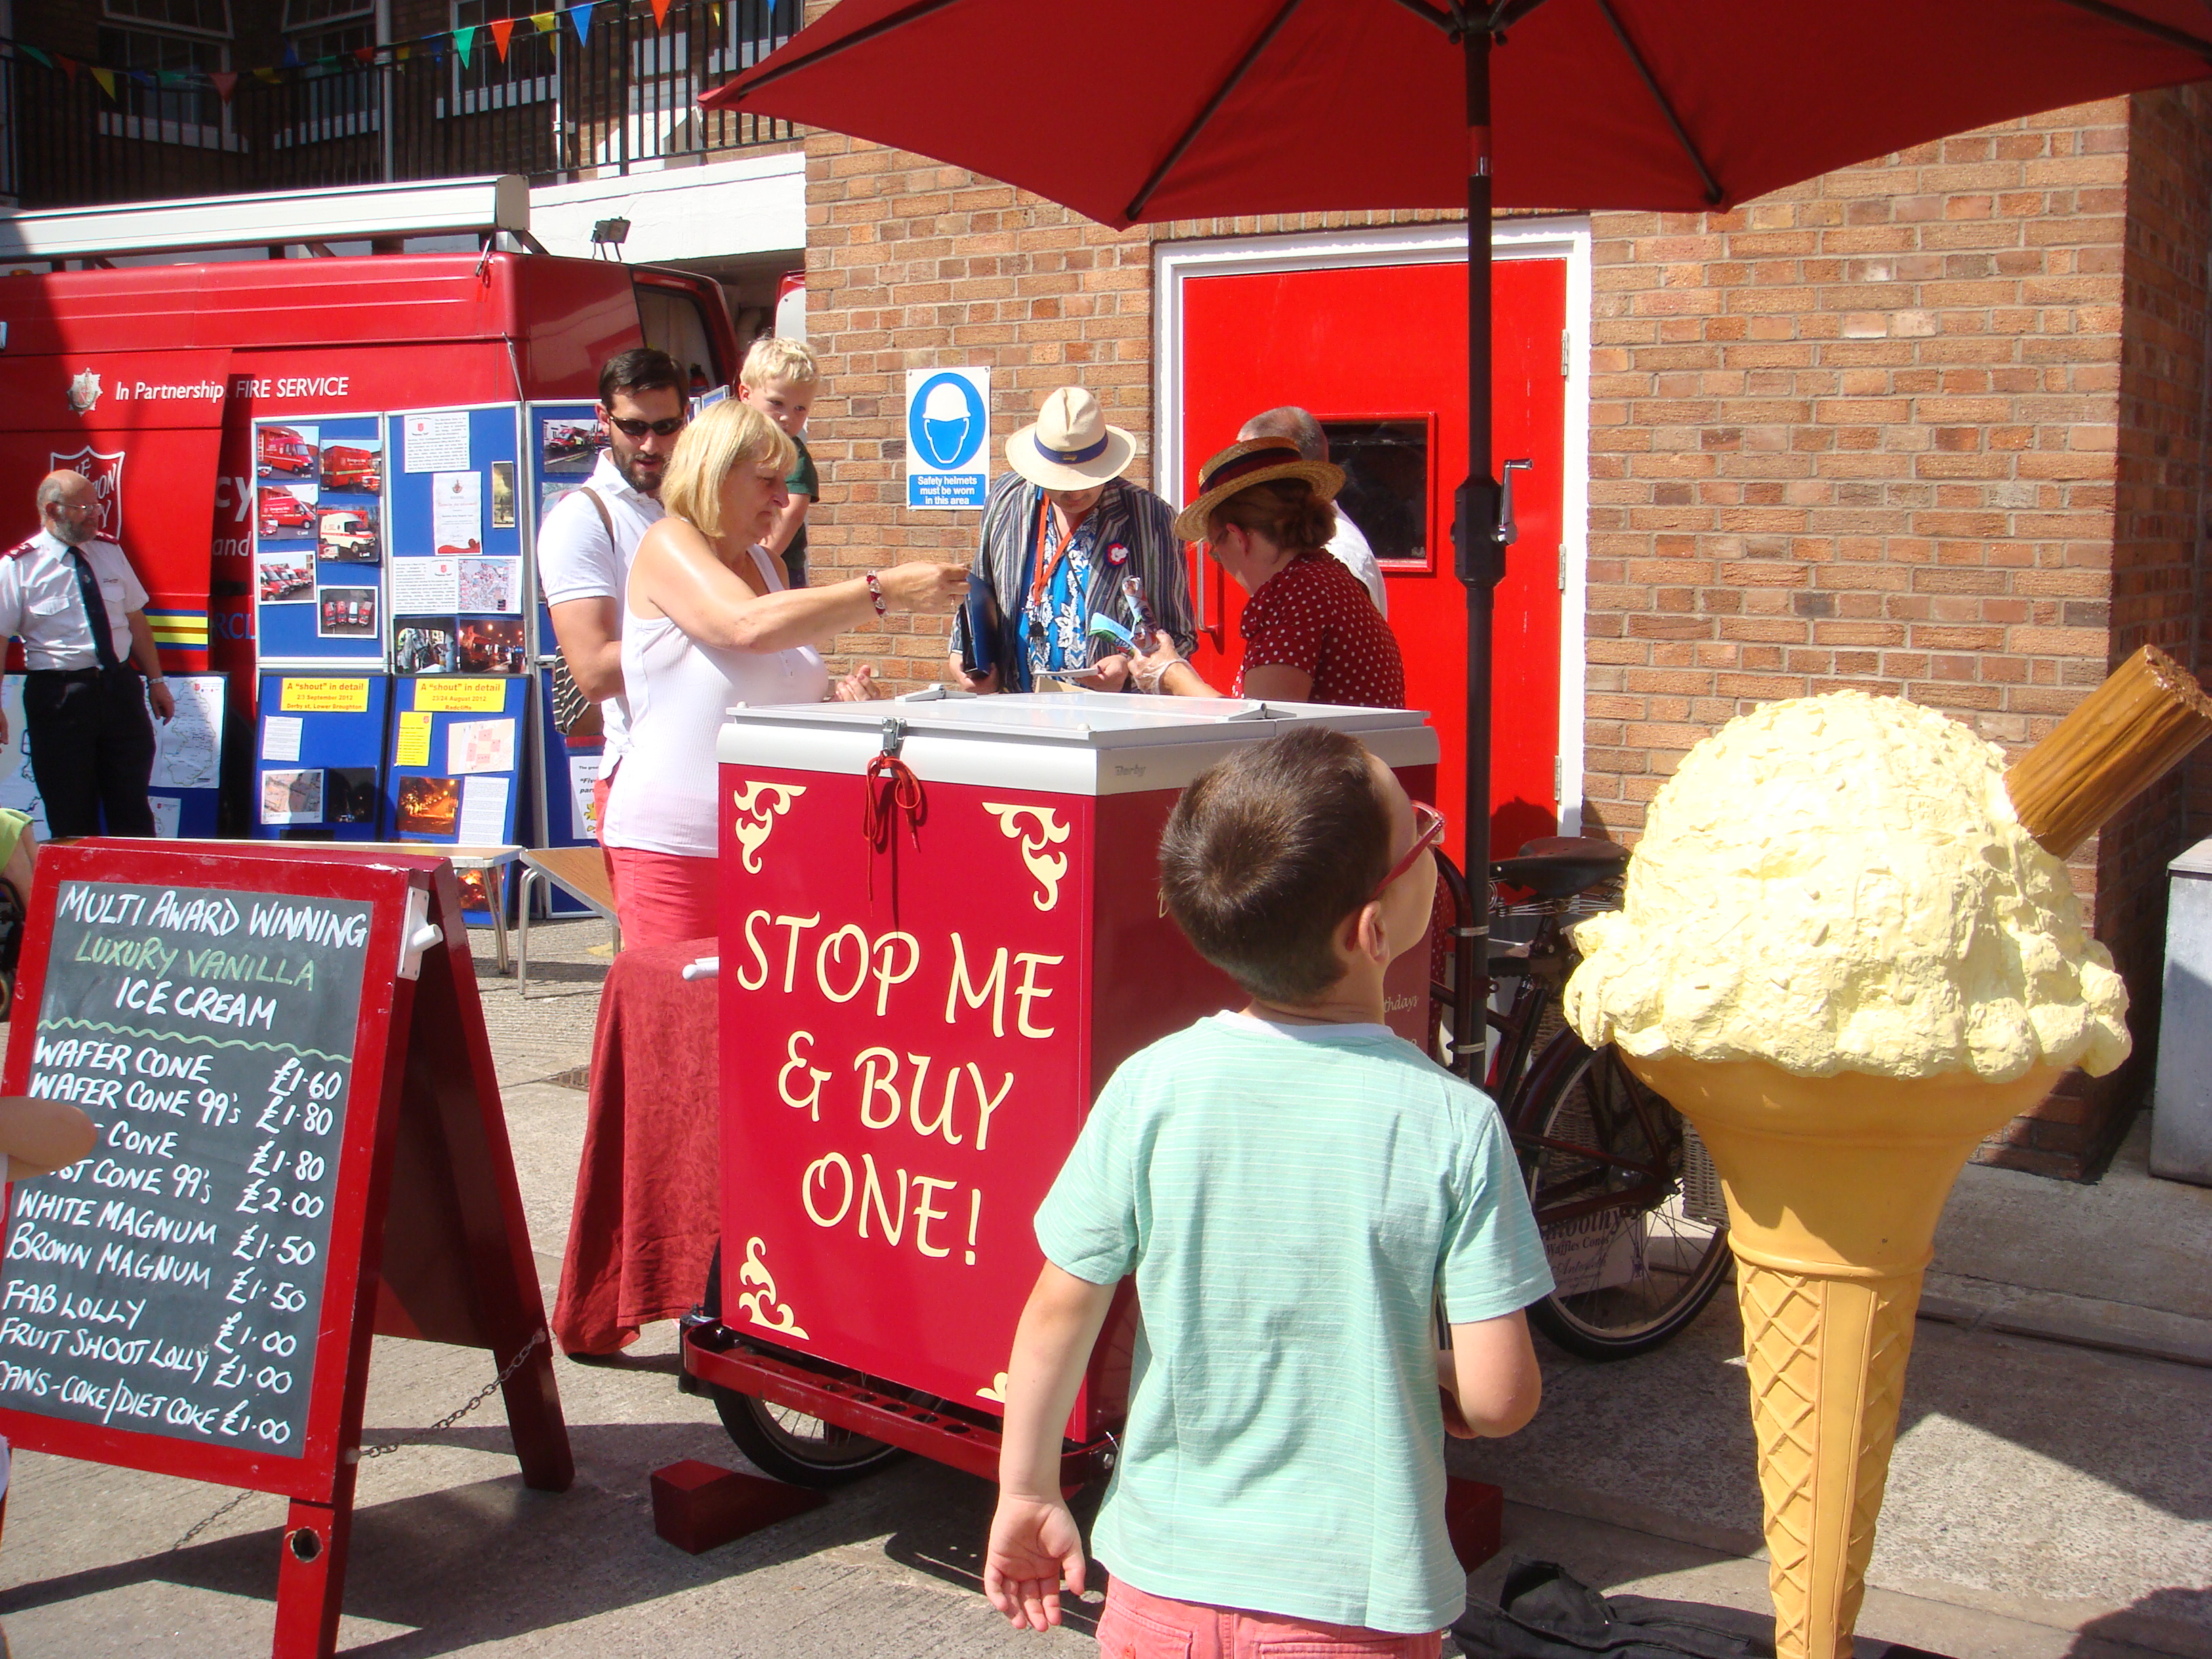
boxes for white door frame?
[1152,216,1592,834]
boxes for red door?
[1178,257,1568,867]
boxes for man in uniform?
[0,472,173,838]
[539,347,686,847]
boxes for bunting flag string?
[3,0,726,96]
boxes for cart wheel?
[699,1246,906,1489]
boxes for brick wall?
[800,123,1458,682]
[1582,94,2212,1176]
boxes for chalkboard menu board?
[2,878,371,1457]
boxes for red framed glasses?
[1369,801,1446,903]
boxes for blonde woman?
[602,400,965,948]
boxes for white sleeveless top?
[605,544,828,857]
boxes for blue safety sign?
[905,367,991,510]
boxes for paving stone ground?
[0,918,2205,1657]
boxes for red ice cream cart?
[682,691,1438,1487]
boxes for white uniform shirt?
[0,530,147,670]
[1326,508,1389,617]
[536,451,663,769]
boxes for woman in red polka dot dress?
[1132,438,1406,708]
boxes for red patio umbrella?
[701,0,2212,996]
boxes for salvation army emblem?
[49,447,124,541]
[65,369,102,415]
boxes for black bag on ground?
[1453,1559,1775,1659]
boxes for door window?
[1320,416,1433,571]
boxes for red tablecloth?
[552,936,719,1355]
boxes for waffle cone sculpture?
[1566,647,2212,1659]
[1625,1055,2057,1659]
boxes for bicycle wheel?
[698,1245,905,1488]
[1512,1032,1732,1359]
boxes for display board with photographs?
[385,407,527,678]
[250,672,392,841]
[0,673,228,838]
[384,676,529,869]
[253,413,387,666]
[525,402,613,907]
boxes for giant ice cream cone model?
[1565,648,2212,1659]
[1624,1055,2056,1659]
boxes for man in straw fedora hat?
[1133,437,1405,709]
[949,386,1193,693]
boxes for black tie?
[66,547,121,671]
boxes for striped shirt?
[1036,1013,1553,1633]
[952,470,1195,690]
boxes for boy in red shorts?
[984,726,1553,1656]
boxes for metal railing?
[1,1,797,212]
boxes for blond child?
[737,336,819,588]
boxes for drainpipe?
[375,0,394,182]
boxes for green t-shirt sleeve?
[786,436,818,499]
[1034,1076,1140,1287]
[1439,1096,1555,1324]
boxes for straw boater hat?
[1006,387,1137,491]
[1174,437,1345,541]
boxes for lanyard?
[1026,496,1090,613]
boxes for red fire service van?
[257,486,315,536]
[0,175,739,826]
[321,443,382,494]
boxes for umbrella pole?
[1458,22,1501,1069]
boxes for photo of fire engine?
[455,617,526,674]
[396,774,460,838]
[257,424,319,481]
[540,419,605,474]
[320,437,383,495]
[394,617,455,674]
[258,557,313,603]
[316,505,381,565]
[319,586,378,638]
[258,484,318,539]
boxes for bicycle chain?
[167,1328,548,1551]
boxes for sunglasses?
[606,415,687,438]
[1368,801,1446,904]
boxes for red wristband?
[865,571,887,616]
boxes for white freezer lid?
[714,690,1440,796]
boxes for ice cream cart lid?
[715,691,1439,795]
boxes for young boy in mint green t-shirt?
[984,727,1554,1654]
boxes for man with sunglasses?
[539,347,688,847]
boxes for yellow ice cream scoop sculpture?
[1565,646,2212,1659]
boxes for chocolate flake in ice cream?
[1565,692,2129,1082]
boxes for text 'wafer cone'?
[1625,1056,2060,1659]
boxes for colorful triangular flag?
[253,65,282,83]
[209,70,237,102]
[127,69,156,89]
[354,45,375,63]
[452,25,474,66]
[18,45,51,68]
[395,42,411,60]
[650,0,672,26]
[280,42,301,67]
[56,54,79,83]
[489,18,516,58]
[711,3,722,25]
[532,12,557,35]
[89,66,115,100]
[569,1,594,43]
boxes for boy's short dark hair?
[1160,727,1394,1002]
[598,347,685,409]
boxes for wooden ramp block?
[650,1459,824,1555]
[1445,1477,1503,1572]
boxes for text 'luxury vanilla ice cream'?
[1565,691,2129,1082]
